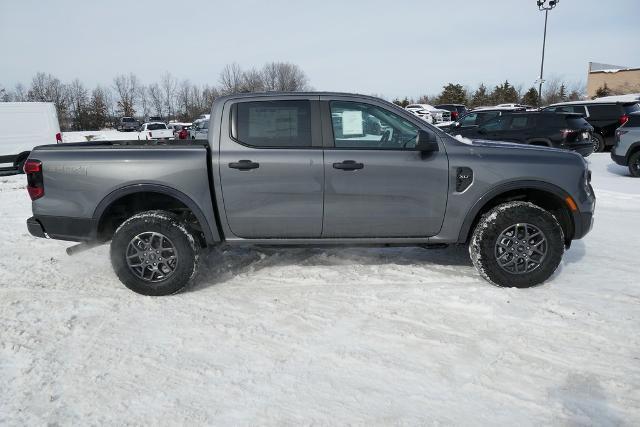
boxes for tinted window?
[122,117,136,122]
[147,123,167,130]
[481,116,510,131]
[587,104,619,119]
[330,101,419,149]
[565,116,590,129]
[624,103,640,114]
[236,100,311,148]
[509,115,534,130]
[459,113,478,126]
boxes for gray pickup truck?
[24,92,595,295]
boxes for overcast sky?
[1,0,638,98]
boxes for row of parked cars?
[404,98,640,164]
[117,115,210,141]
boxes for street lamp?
[536,0,560,106]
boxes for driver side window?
[330,101,419,149]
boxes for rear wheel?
[469,201,565,288]
[591,134,605,153]
[629,151,640,177]
[110,210,200,295]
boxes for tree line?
[0,62,311,131]
[392,79,587,109]
[1,65,593,131]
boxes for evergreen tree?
[558,83,567,102]
[470,84,490,108]
[491,80,519,104]
[88,86,109,130]
[437,83,466,104]
[521,87,539,107]
[594,83,611,99]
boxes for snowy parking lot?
[0,153,639,424]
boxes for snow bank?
[0,154,639,425]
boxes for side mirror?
[415,130,439,152]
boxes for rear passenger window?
[509,116,528,130]
[235,100,312,147]
[586,105,618,119]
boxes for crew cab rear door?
[320,96,449,237]
[218,96,324,238]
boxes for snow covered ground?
[62,129,140,143]
[0,154,638,425]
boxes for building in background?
[587,62,640,98]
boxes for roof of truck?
[215,91,391,103]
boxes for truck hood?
[452,135,567,155]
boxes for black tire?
[469,201,565,288]
[628,151,640,178]
[591,133,605,153]
[110,210,200,296]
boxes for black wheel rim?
[126,232,178,282]
[495,223,547,274]
[632,157,640,174]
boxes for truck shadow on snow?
[192,245,475,291]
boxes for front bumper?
[574,211,594,240]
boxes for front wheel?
[469,201,565,288]
[629,151,640,177]
[110,210,200,295]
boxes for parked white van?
[0,102,61,173]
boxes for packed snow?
[0,154,639,425]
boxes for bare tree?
[148,83,164,118]
[13,83,27,101]
[219,63,244,94]
[0,85,8,102]
[68,78,90,130]
[138,86,151,119]
[241,68,265,92]
[261,62,309,91]
[27,72,70,129]
[113,73,140,117]
[160,72,178,120]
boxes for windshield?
[122,117,136,122]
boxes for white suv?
[406,104,451,123]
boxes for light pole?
[536,0,559,106]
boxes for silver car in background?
[611,111,640,177]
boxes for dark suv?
[434,104,468,121]
[543,101,640,152]
[448,111,594,157]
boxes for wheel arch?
[93,184,220,245]
[625,141,640,163]
[458,180,576,245]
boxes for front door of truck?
[321,98,449,237]
[219,97,324,238]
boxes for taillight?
[148,131,153,138]
[619,115,629,126]
[56,132,62,143]
[561,129,578,139]
[24,159,44,200]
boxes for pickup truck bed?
[27,140,220,244]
